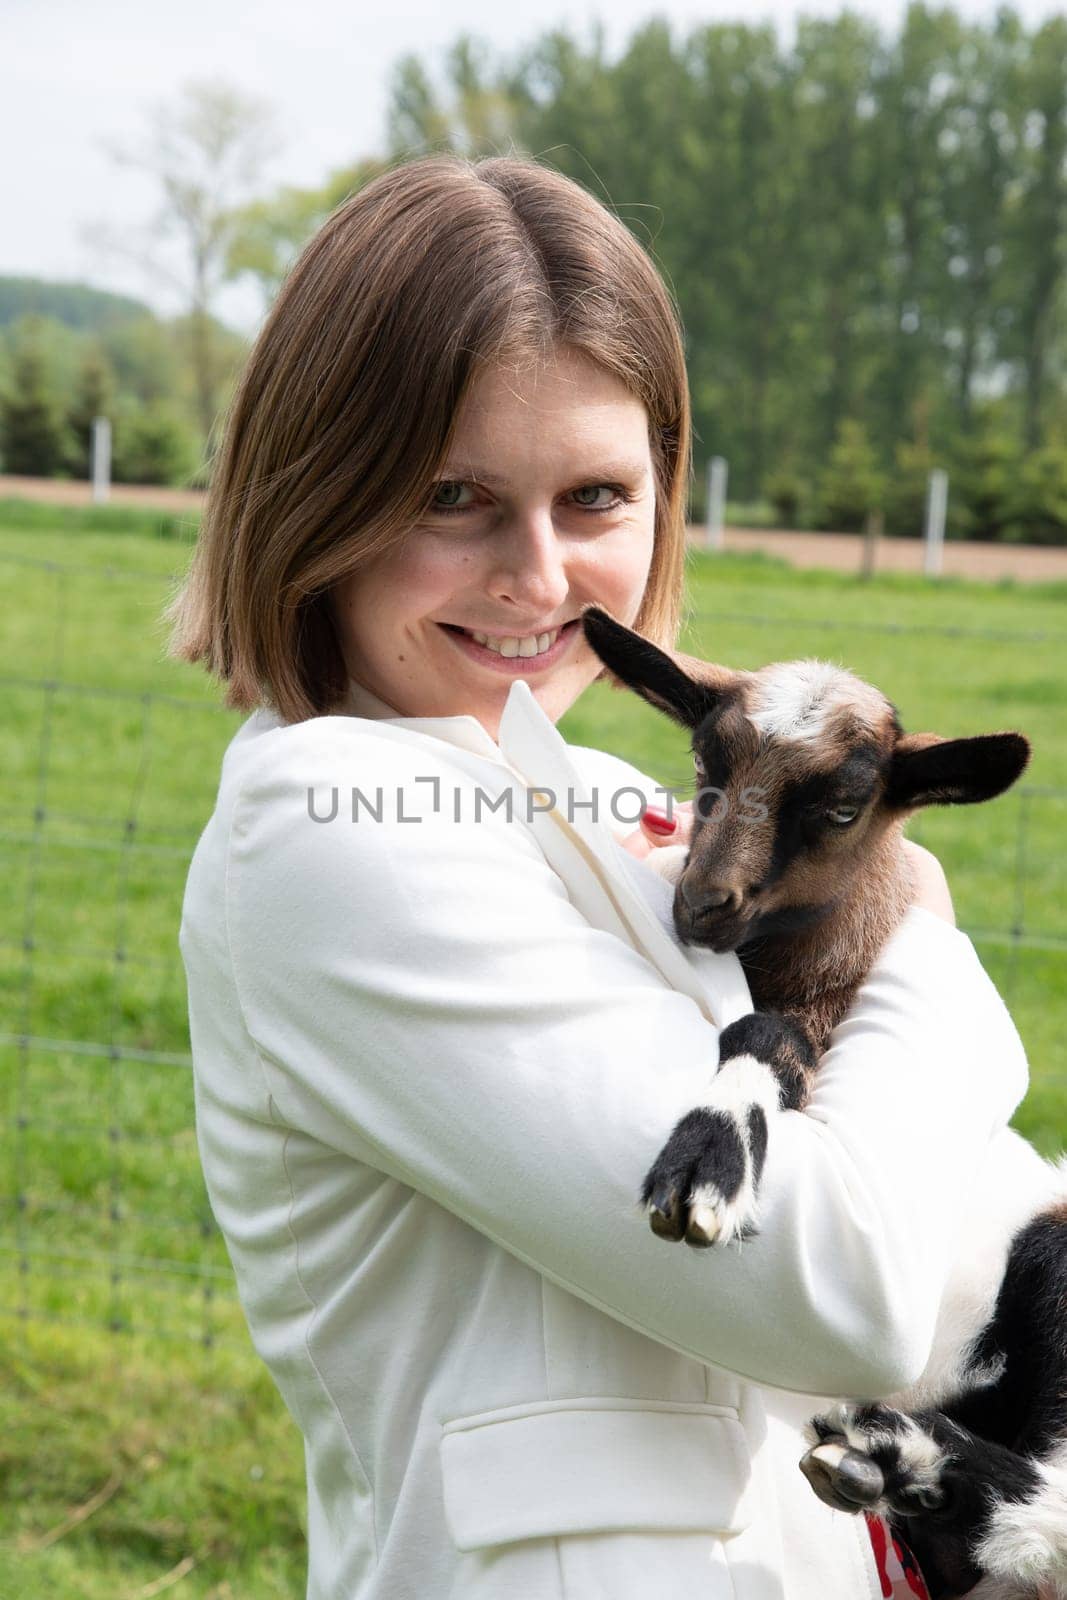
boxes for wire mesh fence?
[2,549,1065,1355]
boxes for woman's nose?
[485,514,570,615]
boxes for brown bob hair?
[165,153,692,724]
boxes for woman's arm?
[214,726,1027,1398]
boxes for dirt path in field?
[4,475,1067,583]
[704,524,1067,584]
[0,474,207,514]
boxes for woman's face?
[330,346,657,736]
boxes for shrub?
[884,439,933,538]
[950,426,1021,541]
[999,443,1067,545]
[0,336,67,476]
[112,403,198,486]
[815,419,885,532]
[763,464,808,528]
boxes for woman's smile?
[438,619,581,674]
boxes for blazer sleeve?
[220,723,1028,1399]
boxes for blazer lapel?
[353,679,750,1031]
[497,683,749,1029]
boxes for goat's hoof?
[641,1105,759,1248]
[804,1403,950,1518]
[646,1188,686,1242]
[685,1188,727,1245]
[800,1439,886,1512]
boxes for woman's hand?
[621,801,694,861]
[903,839,955,925]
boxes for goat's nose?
[679,878,743,918]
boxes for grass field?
[1,499,1065,1597]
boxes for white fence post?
[91,416,111,505]
[924,468,948,578]
[706,456,728,551]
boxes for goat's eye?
[826,804,860,826]
[693,754,707,784]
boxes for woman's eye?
[572,485,618,509]
[826,804,860,826]
[430,481,474,512]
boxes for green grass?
[1,522,1065,1595]
[0,1323,305,1599]
[0,495,200,543]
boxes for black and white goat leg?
[800,1189,1067,1594]
[641,1012,818,1246]
[801,1402,1067,1599]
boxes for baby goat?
[582,607,1067,1600]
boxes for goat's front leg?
[641,1011,817,1246]
[801,1402,1067,1599]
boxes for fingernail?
[642,807,677,837]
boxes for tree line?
[3,4,1066,541]
[0,280,246,485]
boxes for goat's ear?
[581,607,732,729]
[886,731,1031,810]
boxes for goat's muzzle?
[673,874,751,952]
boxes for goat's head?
[582,607,1031,953]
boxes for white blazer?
[179,678,1029,1600]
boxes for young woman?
[170,154,1027,1600]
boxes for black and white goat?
[582,606,1067,1600]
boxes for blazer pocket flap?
[440,1399,753,1551]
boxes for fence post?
[861,509,882,579]
[91,416,112,506]
[924,468,948,578]
[706,456,727,551]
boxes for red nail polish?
[642,807,677,837]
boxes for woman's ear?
[581,607,733,729]
[886,730,1031,810]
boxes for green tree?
[931,15,1021,432]
[512,19,801,491]
[884,438,932,538]
[99,314,184,406]
[388,34,521,157]
[225,159,390,303]
[88,79,280,447]
[0,322,65,475]
[65,345,115,476]
[1000,440,1067,543]
[112,401,197,486]
[872,5,964,449]
[763,457,810,528]
[1000,17,1067,447]
[816,418,886,531]
[786,15,887,458]
[951,418,1021,539]
[668,21,801,493]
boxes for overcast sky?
[5,0,1065,332]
